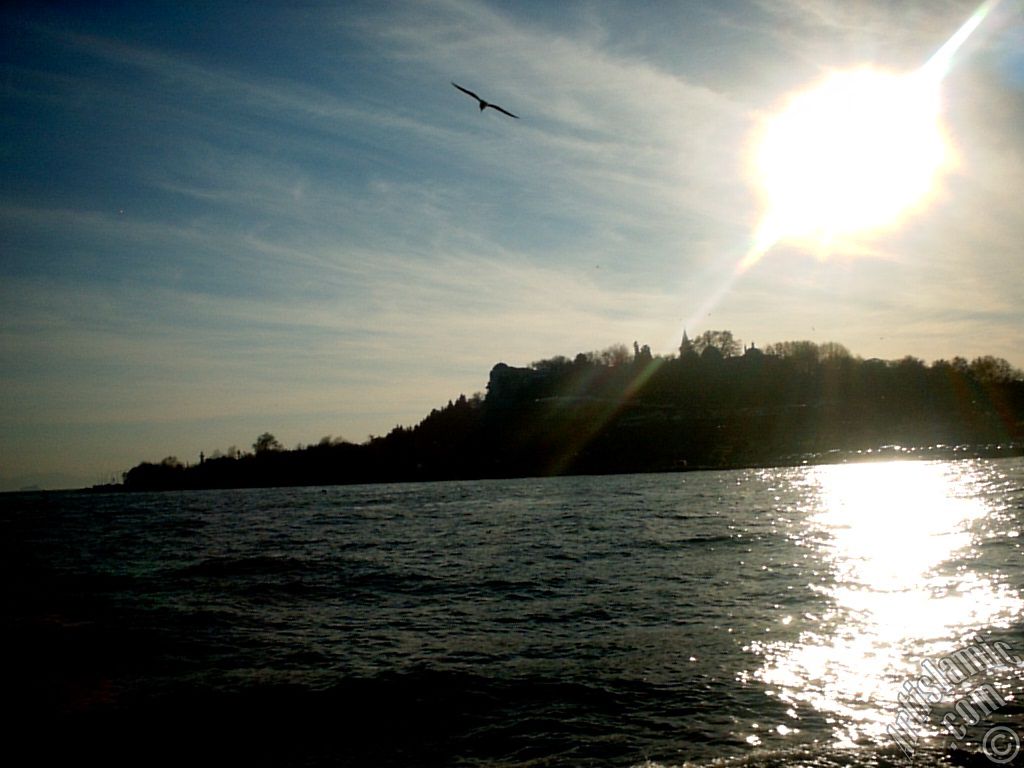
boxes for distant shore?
[85,439,1023,494]
[100,338,1024,493]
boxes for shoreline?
[73,440,1023,494]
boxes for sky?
[1,0,1022,490]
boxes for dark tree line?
[120,336,1024,491]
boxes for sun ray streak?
[544,357,666,476]
[923,0,1002,81]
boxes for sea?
[4,458,1024,767]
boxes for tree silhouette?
[693,330,740,358]
[970,355,1019,384]
[253,433,283,454]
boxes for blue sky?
[2,0,1022,489]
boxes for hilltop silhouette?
[119,332,1024,491]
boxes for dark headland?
[114,333,1024,492]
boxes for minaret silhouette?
[679,329,696,358]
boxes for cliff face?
[486,363,543,404]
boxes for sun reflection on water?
[752,460,1023,748]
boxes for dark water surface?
[4,459,1024,766]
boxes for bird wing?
[489,103,519,119]
[451,82,481,101]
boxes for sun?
[746,67,951,263]
[727,0,996,275]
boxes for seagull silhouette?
[451,82,519,119]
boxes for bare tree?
[253,433,283,454]
[693,330,741,358]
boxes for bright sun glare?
[752,68,948,253]
[737,0,1000,272]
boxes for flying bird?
[451,82,519,119]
